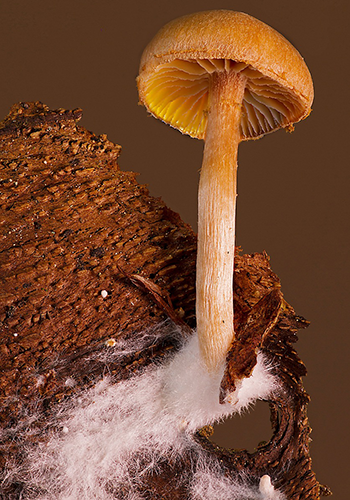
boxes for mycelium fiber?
[3,324,284,500]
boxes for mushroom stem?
[196,69,247,372]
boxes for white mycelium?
[4,326,285,499]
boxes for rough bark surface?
[0,102,329,499]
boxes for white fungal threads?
[7,328,284,499]
[35,375,46,388]
[64,377,76,388]
[191,468,284,500]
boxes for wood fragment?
[0,102,328,499]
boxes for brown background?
[0,0,348,497]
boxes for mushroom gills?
[144,58,304,140]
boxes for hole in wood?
[209,400,272,452]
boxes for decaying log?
[0,102,330,498]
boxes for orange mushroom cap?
[137,10,314,140]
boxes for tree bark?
[0,102,329,499]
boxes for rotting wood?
[0,102,330,498]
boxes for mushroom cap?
[137,10,314,140]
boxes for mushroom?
[137,10,313,373]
